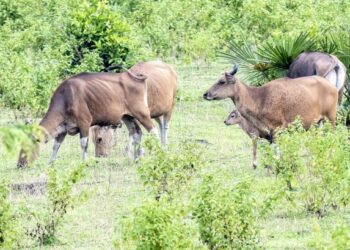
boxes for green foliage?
[138,137,204,199]
[261,121,350,216]
[67,0,135,69]
[193,175,260,249]
[0,181,18,249]
[308,221,350,250]
[27,164,87,245]
[116,199,204,250]
[0,124,44,157]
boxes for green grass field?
[1,62,349,249]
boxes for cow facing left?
[17,62,169,167]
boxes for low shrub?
[0,181,19,249]
[116,199,204,250]
[261,121,350,216]
[193,175,260,249]
[26,163,87,245]
[138,137,204,199]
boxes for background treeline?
[0,0,349,114]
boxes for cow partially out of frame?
[288,52,346,104]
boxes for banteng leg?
[162,112,172,146]
[252,138,258,169]
[123,116,143,159]
[49,132,67,164]
[155,116,166,146]
[133,108,158,137]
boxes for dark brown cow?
[288,52,346,104]
[17,69,158,167]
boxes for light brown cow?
[204,65,338,147]
[224,109,271,169]
[288,52,347,104]
[17,69,159,167]
[91,61,178,158]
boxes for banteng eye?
[218,80,225,85]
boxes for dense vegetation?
[1,0,350,249]
[0,0,350,114]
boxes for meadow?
[1,62,349,249]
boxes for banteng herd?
[17,52,346,168]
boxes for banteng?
[17,64,165,167]
[91,61,178,158]
[288,52,346,104]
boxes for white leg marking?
[163,120,170,146]
[80,137,88,161]
[133,132,143,159]
[150,127,159,137]
[49,139,61,164]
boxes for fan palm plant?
[220,32,316,86]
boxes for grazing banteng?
[17,68,159,167]
[91,61,178,158]
[90,125,117,157]
[203,65,338,147]
[224,109,270,169]
[288,52,346,104]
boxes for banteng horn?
[229,64,239,75]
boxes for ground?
[0,62,349,249]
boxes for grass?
[1,62,349,249]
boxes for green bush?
[116,199,204,250]
[193,175,260,249]
[261,121,350,216]
[138,137,204,199]
[67,0,136,69]
[0,181,19,249]
[26,163,87,245]
[308,221,350,250]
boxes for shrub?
[67,0,136,69]
[116,199,204,250]
[0,181,19,249]
[308,221,350,250]
[27,163,87,245]
[261,121,350,216]
[138,137,204,199]
[193,175,260,249]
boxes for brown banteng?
[288,52,346,104]
[203,65,338,145]
[90,125,118,157]
[91,61,178,158]
[17,68,159,167]
[224,109,270,169]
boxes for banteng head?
[224,109,242,125]
[91,125,119,157]
[203,64,239,100]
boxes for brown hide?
[17,70,154,167]
[204,67,338,135]
[91,61,178,157]
[288,52,346,104]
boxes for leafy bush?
[67,0,136,69]
[116,199,204,250]
[261,121,350,216]
[27,163,87,245]
[0,181,19,249]
[138,137,204,199]
[193,175,260,249]
[308,221,350,250]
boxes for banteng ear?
[229,64,239,76]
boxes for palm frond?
[318,33,339,54]
[257,32,316,70]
